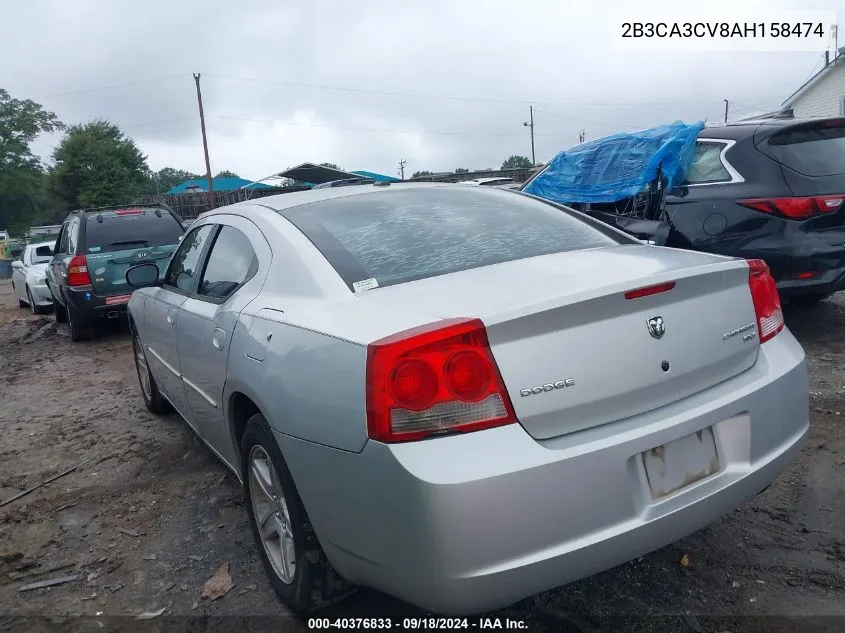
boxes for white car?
[11,241,55,314]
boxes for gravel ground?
[0,277,843,633]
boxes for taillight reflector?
[792,271,821,280]
[747,259,784,344]
[624,281,676,300]
[366,318,517,443]
[67,255,91,287]
[738,195,844,220]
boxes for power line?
[210,114,577,137]
[121,116,199,130]
[35,75,186,100]
[203,72,737,108]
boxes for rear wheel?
[53,295,68,323]
[241,413,355,613]
[132,332,170,414]
[67,307,93,342]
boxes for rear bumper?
[29,283,53,306]
[63,286,132,321]
[277,330,808,615]
[775,266,845,300]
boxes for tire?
[14,284,26,309]
[53,296,68,323]
[241,413,355,613]
[67,306,93,342]
[132,332,171,414]
[27,288,48,315]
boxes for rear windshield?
[282,188,621,290]
[84,210,184,254]
[762,124,845,176]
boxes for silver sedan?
[11,241,55,314]
[125,183,808,615]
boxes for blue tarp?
[523,121,705,204]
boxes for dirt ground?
[0,277,843,633]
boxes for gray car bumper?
[29,283,53,306]
[278,329,808,615]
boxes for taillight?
[747,259,784,344]
[366,318,517,443]
[738,195,844,220]
[67,255,91,286]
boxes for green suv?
[45,204,185,342]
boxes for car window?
[762,122,845,177]
[68,218,80,254]
[84,209,184,254]
[685,142,731,184]
[164,224,214,293]
[57,223,70,254]
[31,244,54,264]
[197,226,258,300]
[282,187,620,290]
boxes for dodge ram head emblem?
[647,315,665,339]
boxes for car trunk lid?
[359,246,760,440]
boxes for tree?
[51,119,149,208]
[0,89,65,234]
[215,169,239,178]
[142,167,202,196]
[501,155,533,170]
[412,170,433,178]
[319,162,341,170]
[454,167,469,174]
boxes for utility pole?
[579,129,586,144]
[193,73,216,210]
[398,158,407,181]
[724,99,729,123]
[523,106,535,165]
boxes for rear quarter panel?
[226,314,369,452]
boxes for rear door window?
[281,187,621,290]
[84,209,184,254]
[685,142,731,184]
[761,122,845,176]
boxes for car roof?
[699,116,843,140]
[238,181,458,213]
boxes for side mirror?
[11,260,24,270]
[126,263,161,288]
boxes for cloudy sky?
[2,0,843,181]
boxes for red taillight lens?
[747,259,784,344]
[366,318,517,443]
[738,195,844,220]
[67,255,91,286]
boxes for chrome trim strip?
[687,139,745,187]
[183,376,218,408]
[147,346,181,378]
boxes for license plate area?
[641,427,720,499]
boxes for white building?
[782,50,845,118]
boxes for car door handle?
[212,327,226,351]
[166,308,176,325]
